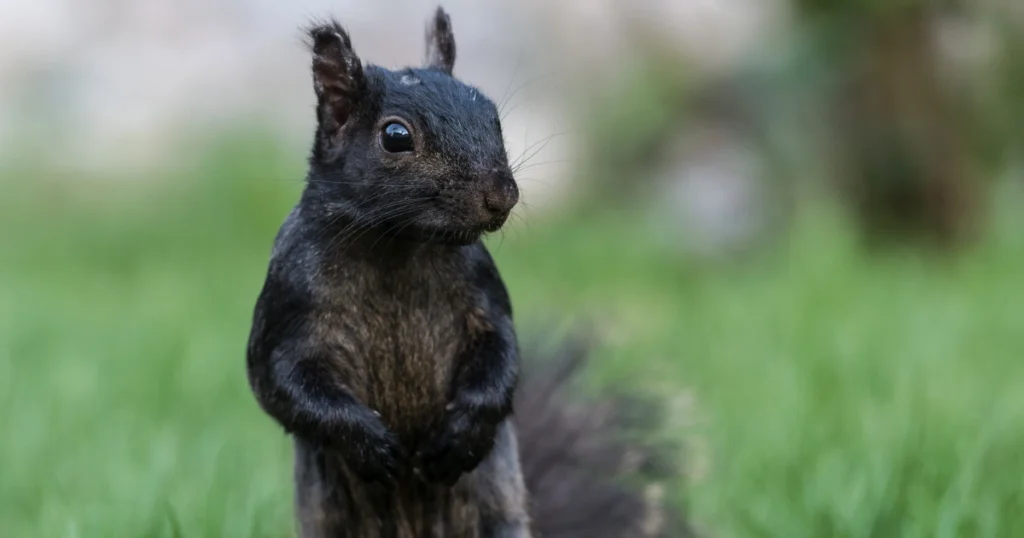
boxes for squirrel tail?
[513,336,697,538]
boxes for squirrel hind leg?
[473,419,533,538]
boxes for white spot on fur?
[401,74,421,85]
[642,483,666,536]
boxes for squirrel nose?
[483,174,519,216]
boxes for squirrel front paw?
[419,398,502,485]
[339,408,406,488]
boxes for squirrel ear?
[307,20,365,136]
[425,7,456,74]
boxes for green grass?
[2,138,1024,537]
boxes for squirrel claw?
[419,404,497,485]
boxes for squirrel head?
[303,7,519,246]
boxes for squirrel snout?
[483,175,519,218]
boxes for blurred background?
[2,0,1024,536]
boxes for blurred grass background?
[3,1,1024,537]
[3,136,1024,537]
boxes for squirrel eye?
[381,122,413,153]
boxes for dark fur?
[517,340,696,538]
[247,7,683,538]
[425,7,456,74]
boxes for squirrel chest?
[312,249,480,442]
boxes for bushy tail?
[513,337,696,538]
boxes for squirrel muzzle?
[480,170,519,230]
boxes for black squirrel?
[246,7,688,537]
